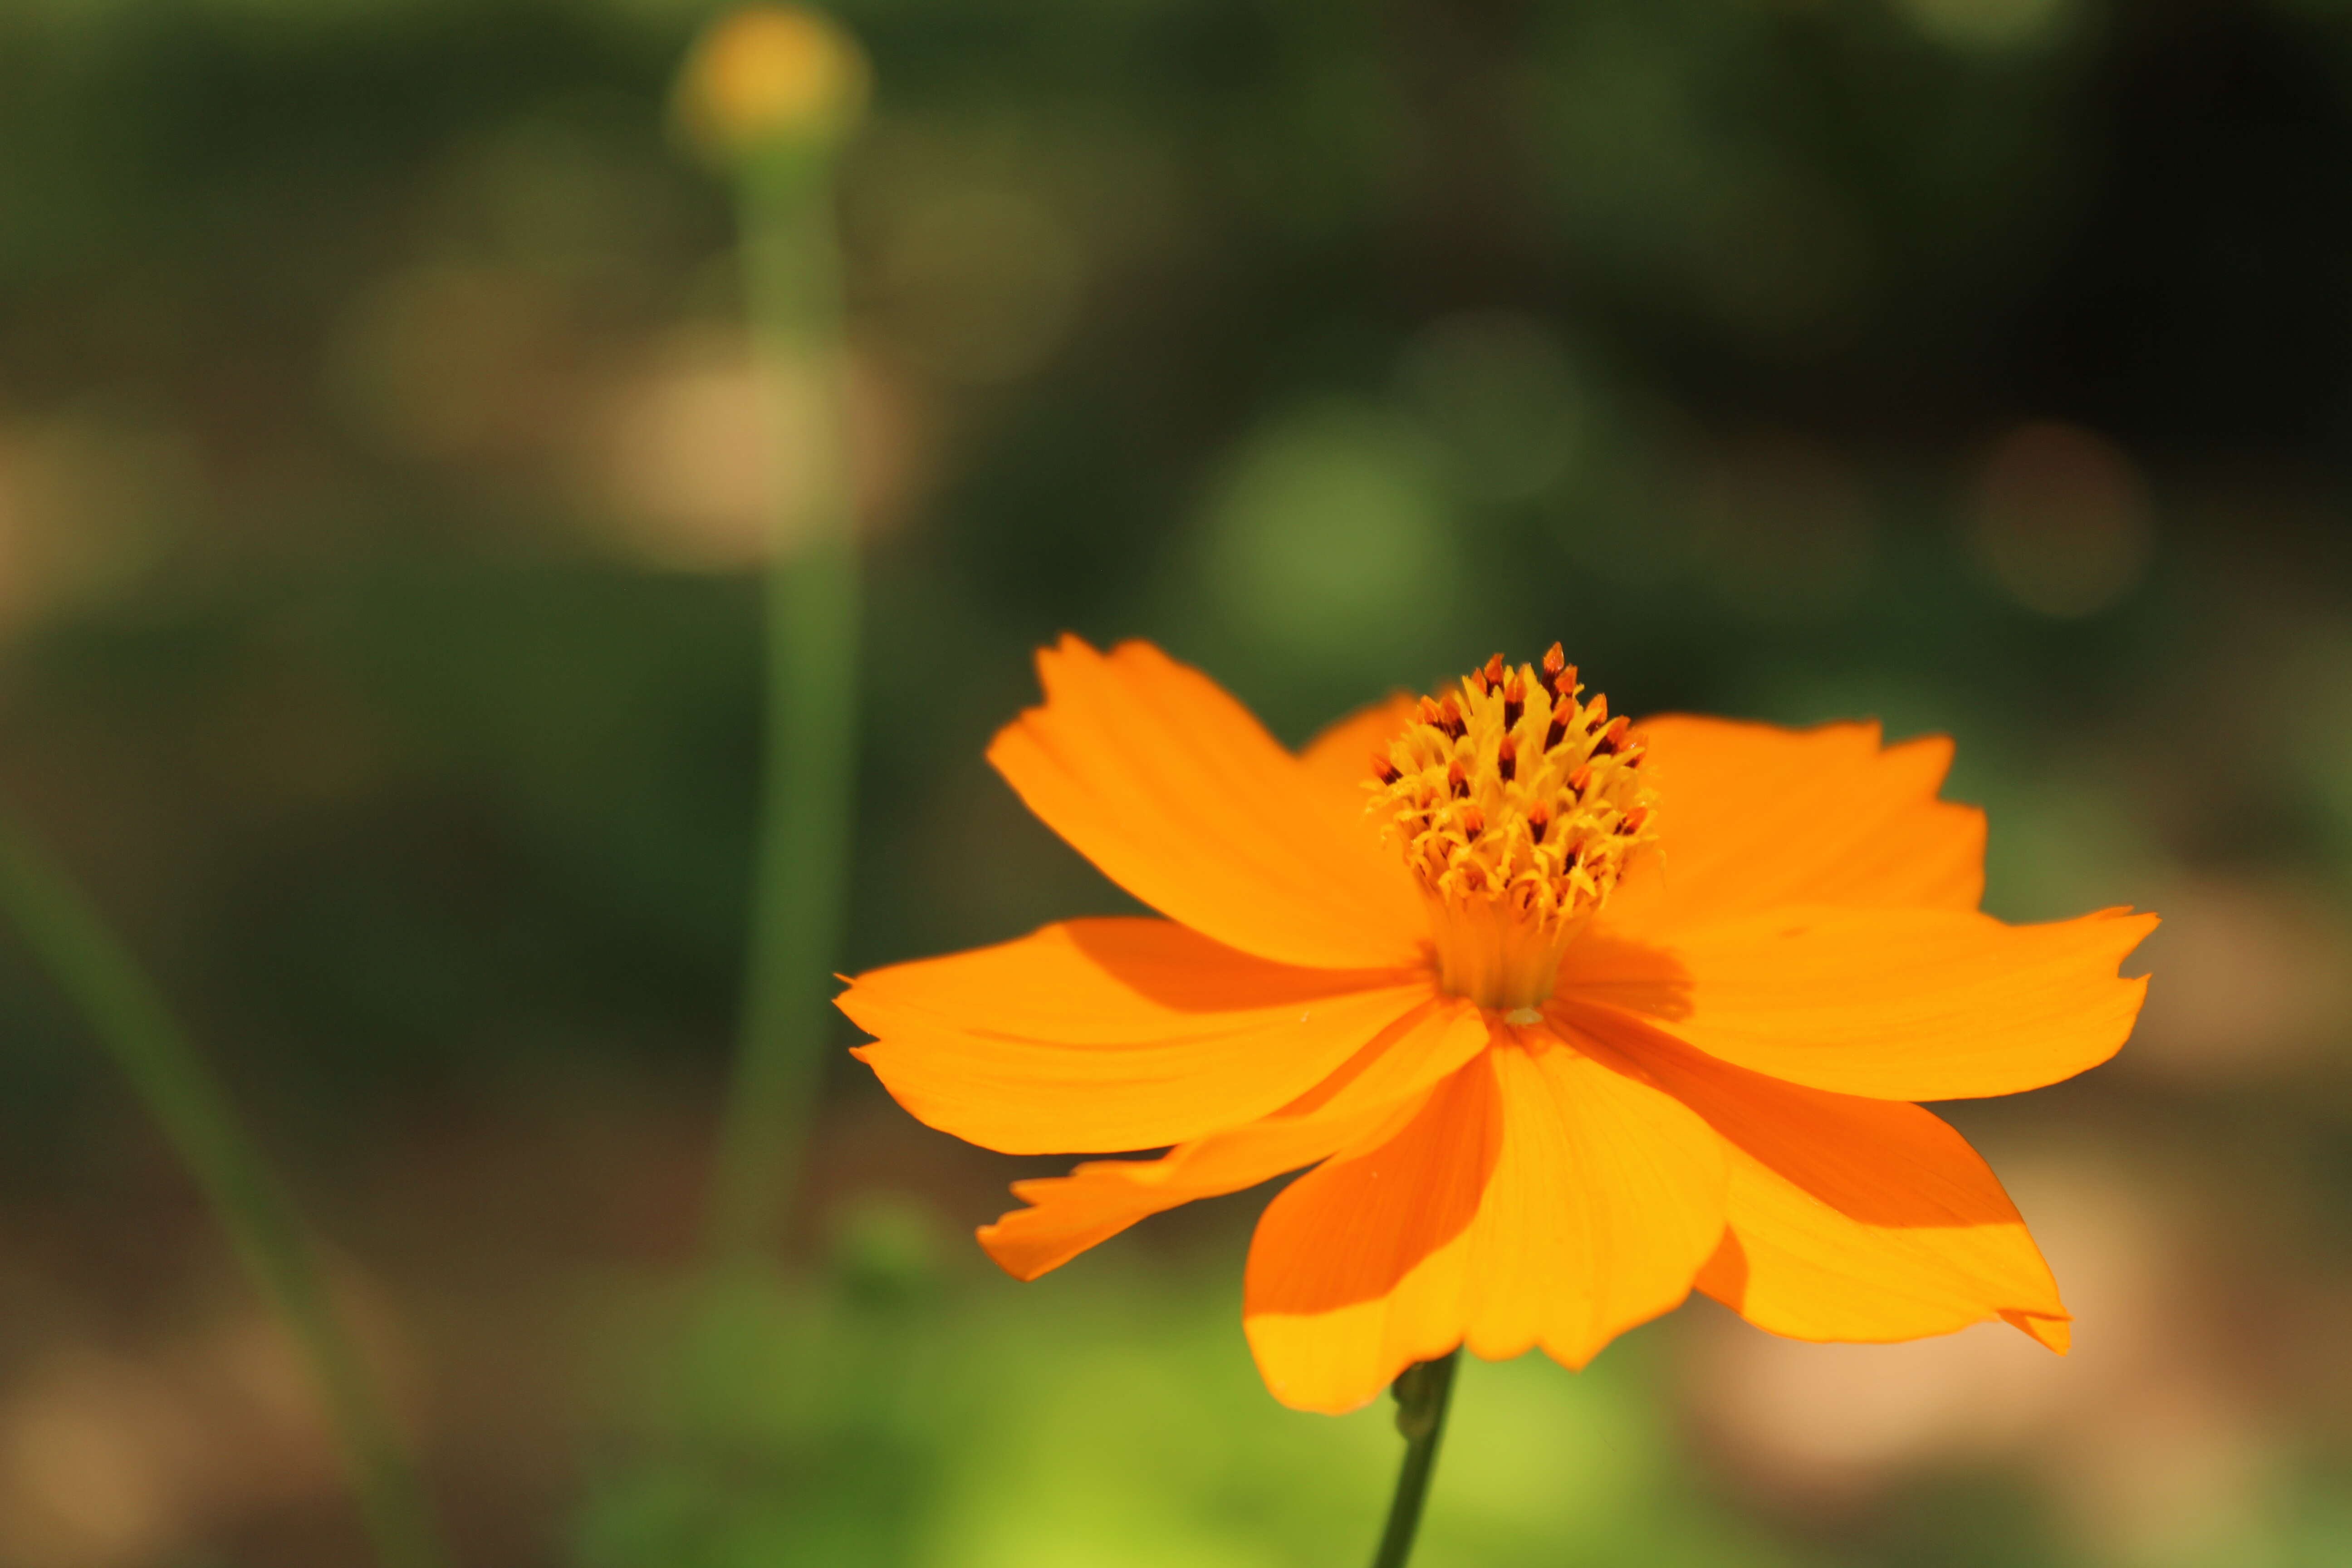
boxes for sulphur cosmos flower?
[838,638,2155,1414]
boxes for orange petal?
[978,998,1490,1279]
[1298,691,1420,792]
[1560,903,2157,1101]
[1295,691,1424,884]
[1241,1031,1728,1413]
[840,917,1431,1155]
[1559,1001,2068,1349]
[987,637,1425,969]
[1605,717,1986,936]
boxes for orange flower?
[838,638,2156,1414]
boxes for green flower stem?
[1370,1350,1460,1568]
[0,812,448,1568]
[701,140,861,1267]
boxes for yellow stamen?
[1369,645,1660,1009]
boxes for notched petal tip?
[1572,1004,2077,1349]
[975,1217,1068,1283]
[972,1004,1487,1286]
[1618,715,1990,928]
[1579,902,2166,1102]
[840,919,1431,1155]
[2003,1308,2073,1354]
[985,635,1426,970]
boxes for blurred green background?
[4,0,2352,1563]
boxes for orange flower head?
[1373,647,1658,1009]
[838,637,2157,1414]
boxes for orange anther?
[1481,654,1506,691]
[1436,696,1466,739]
[1497,735,1518,781]
[1620,806,1650,835]
[1461,807,1485,838]
[1371,753,1399,784]
[1447,761,1469,799]
[1567,764,1591,794]
[1542,642,1566,679]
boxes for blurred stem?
[0,812,448,1568]
[701,142,860,1268]
[1370,1350,1460,1568]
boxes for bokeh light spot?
[1395,313,1588,505]
[328,263,567,462]
[590,326,919,570]
[1690,433,1877,620]
[1970,420,2152,619]
[1202,399,1457,665]
[0,413,192,630]
[869,183,1089,386]
[1896,0,2076,50]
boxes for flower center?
[1368,647,1659,1010]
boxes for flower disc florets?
[1370,646,1659,1010]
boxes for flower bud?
[674,5,870,163]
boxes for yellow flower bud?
[675,5,870,162]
